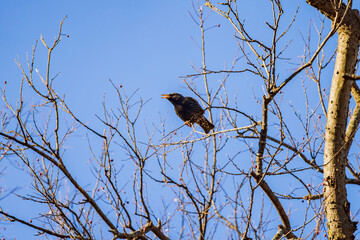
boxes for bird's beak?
[161,94,170,99]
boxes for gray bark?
[306,0,360,239]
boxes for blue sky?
[1,1,195,118]
[1,1,360,239]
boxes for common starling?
[162,93,215,134]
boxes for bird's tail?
[196,115,214,134]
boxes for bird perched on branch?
[162,93,214,134]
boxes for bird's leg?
[184,121,192,127]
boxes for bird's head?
[161,93,185,105]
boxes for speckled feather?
[162,93,214,133]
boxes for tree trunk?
[306,0,360,239]
[324,27,358,240]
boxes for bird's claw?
[184,121,192,127]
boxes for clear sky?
[0,0,324,126]
[1,1,360,239]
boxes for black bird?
[162,93,214,133]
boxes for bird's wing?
[184,97,204,113]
